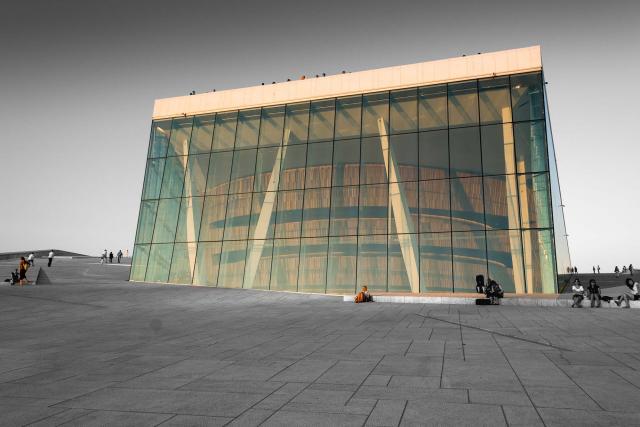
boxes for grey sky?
[1,0,638,270]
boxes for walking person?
[597,265,600,274]
[571,279,585,308]
[615,266,620,277]
[47,250,54,267]
[99,252,105,264]
[587,279,601,308]
[117,249,123,263]
[28,252,35,266]
[109,251,114,263]
[630,264,634,276]
[18,257,29,286]
[592,266,596,274]
[615,278,640,308]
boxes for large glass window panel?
[389,181,418,234]
[285,102,309,144]
[419,180,450,233]
[522,229,556,293]
[449,127,482,178]
[183,154,210,197]
[390,88,417,134]
[159,156,187,198]
[212,112,237,151]
[248,192,276,240]
[130,244,150,281]
[514,121,547,173]
[362,92,389,137]
[217,240,247,288]
[235,109,260,148]
[481,124,515,175]
[167,117,193,156]
[145,243,173,282]
[452,231,487,292]
[199,195,227,241]
[279,144,306,190]
[308,99,335,142]
[418,85,447,131]
[419,130,448,180]
[243,239,273,290]
[148,120,171,158]
[450,177,485,231]
[358,184,388,235]
[141,158,165,200]
[270,238,300,291]
[484,175,520,230]
[175,197,204,242]
[332,139,360,186]
[302,188,330,237]
[448,81,479,127]
[168,242,197,284]
[190,114,215,154]
[192,241,222,286]
[305,141,332,188]
[357,235,387,292]
[135,200,158,244]
[229,148,256,194]
[254,147,280,192]
[511,72,544,122]
[330,186,359,236]
[360,137,387,185]
[419,233,453,292]
[259,106,285,147]
[518,173,552,229]
[326,236,357,294]
[298,237,328,293]
[486,230,525,294]
[334,96,361,140]
[388,234,417,293]
[205,151,233,195]
[224,193,252,240]
[390,133,418,182]
[152,198,181,243]
[275,190,303,238]
[479,77,511,125]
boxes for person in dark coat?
[587,279,601,308]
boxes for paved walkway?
[1,258,640,426]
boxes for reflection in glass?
[419,233,452,292]
[361,137,386,185]
[450,127,481,178]
[148,120,171,158]
[159,156,187,198]
[152,198,180,243]
[419,180,450,233]
[327,236,357,294]
[390,133,418,182]
[519,173,551,229]
[270,238,300,291]
[305,141,332,188]
[243,239,273,290]
[332,139,360,186]
[142,158,165,200]
[235,109,260,148]
[254,147,280,192]
[522,229,556,293]
[390,88,417,134]
[330,186,359,236]
[212,112,237,151]
[168,117,193,156]
[229,149,256,194]
[279,144,306,190]
[448,81,478,127]
[452,231,487,292]
[175,197,204,242]
[309,99,335,142]
[190,115,215,154]
[248,192,276,240]
[418,85,447,131]
[183,154,210,197]
[451,177,484,231]
[224,193,252,240]
[358,184,388,235]
[192,241,222,286]
[130,244,150,281]
[479,77,511,125]
[486,230,524,293]
[199,195,227,241]
[135,200,158,244]
[145,244,173,282]
[298,237,328,293]
[483,175,519,230]
[335,96,362,140]
[274,190,303,238]
[389,181,418,234]
[259,106,285,147]
[285,102,310,144]
[357,235,387,292]
[515,121,547,173]
[302,188,330,237]
[481,124,515,175]
[205,151,233,195]
[388,234,416,292]
[217,240,247,288]
[362,92,389,137]
[168,242,197,284]
[511,72,544,122]
[419,130,448,180]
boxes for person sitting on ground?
[587,279,601,308]
[571,279,585,308]
[354,286,373,303]
[485,279,504,305]
[18,257,29,286]
[615,278,640,308]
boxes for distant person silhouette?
[593,266,595,274]
[597,265,600,274]
[28,252,34,266]
[615,266,620,277]
[117,250,123,263]
[630,264,634,276]
[109,251,114,263]
[48,250,54,267]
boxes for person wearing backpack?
[587,279,601,308]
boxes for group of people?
[12,251,55,286]
[100,249,124,264]
[614,264,634,277]
[571,277,640,308]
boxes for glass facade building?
[131,47,570,294]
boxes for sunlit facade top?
[130,46,570,295]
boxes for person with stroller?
[587,279,601,308]
[615,278,640,308]
[571,278,585,308]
